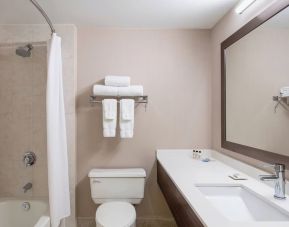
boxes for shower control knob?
[23,152,36,167]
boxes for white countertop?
[157,149,289,227]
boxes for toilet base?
[95,201,136,227]
[96,222,136,227]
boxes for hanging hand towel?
[46,33,70,227]
[102,99,117,137]
[105,75,131,87]
[119,99,135,138]
[118,85,143,96]
[93,85,118,96]
[103,99,117,119]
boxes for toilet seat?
[95,201,136,227]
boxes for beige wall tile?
[0,25,77,227]
[0,44,46,197]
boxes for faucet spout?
[259,163,286,200]
[23,183,32,193]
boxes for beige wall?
[76,28,212,225]
[0,25,77,227]
[210,0,289,168]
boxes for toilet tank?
[88,168,146,204]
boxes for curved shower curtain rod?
[30,0,56,35]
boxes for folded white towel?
[119,99,135,138]
[105,75,131,87]
[102,99,117,120]
[93,85,118,96]
[118,85,143,96]
[102,99,117,137]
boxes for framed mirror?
[221,1,289,167]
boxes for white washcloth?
[93,85,118,96]
[119,99,135,138]
[102,99,117,137]
[105,75,131,87]
[118,85,143,96]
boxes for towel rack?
[89,95,148,110]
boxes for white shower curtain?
[46,33,71,227]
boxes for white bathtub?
[0,198,50,227]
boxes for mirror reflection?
[225,6,289,156]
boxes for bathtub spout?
[23,182,32,193]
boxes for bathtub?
[0,198,50,227]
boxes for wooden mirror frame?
[221,0,289,168]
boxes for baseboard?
[77,216,177,227]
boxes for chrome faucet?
[23,183,32,193]
[259,163,286,200]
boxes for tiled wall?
[0,25,77,227]
[0,43,48,197]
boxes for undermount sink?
[196,185,289,222]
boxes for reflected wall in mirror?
[221,1,289,166]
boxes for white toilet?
[88,168,146,227]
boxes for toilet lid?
[96,202,136,227]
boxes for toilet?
[88,168,146,227]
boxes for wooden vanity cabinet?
[157,161,205,227]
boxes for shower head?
[16,44,33,57]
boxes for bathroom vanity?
[157,149,289,227]
[156,2,289,226]
[157,157,204,227]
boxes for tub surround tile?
[0,25,77,227]
[0,44,45,198]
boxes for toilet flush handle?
[93,179,102,183]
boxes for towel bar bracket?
[273,95,289,112]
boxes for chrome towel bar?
[89,95,148,104]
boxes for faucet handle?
[23,152,36,167]
[274,163,285,172]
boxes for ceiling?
[0,0,239,29]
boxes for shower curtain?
[46,33,71,227]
